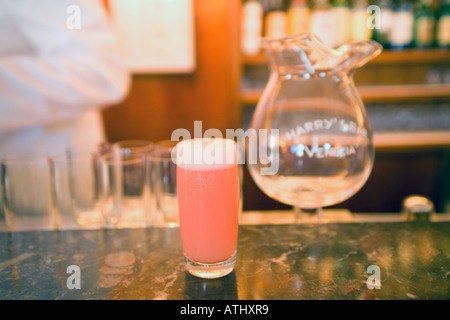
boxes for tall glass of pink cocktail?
[176,138,240,279]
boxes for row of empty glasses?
[0,140,179,231]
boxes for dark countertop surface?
[0,222,449,300]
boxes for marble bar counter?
[0,220,449,300]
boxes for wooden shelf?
[374,131,450,150]
[370,48,450,65]
[241,49,450,104]
[242,48,450,66]
[357,84,450,103]
[241,83,450,104]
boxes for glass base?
[294,207,323,223]
[185,252,236,279]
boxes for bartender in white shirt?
[0,0,130,227]
[0,0,130,159]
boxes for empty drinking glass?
[1,153,59,231]
[99,148,150,228]
[51,148,104,229]
[149,140,179,227]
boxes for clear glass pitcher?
[246,33,382,222]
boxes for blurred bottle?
[389,0,414,50]
[310,0,336,47]
[436,0,450,48]
[264,0,288,38]
[413,0,437,48]
[372,0,394,48]
[401,194,435,222]
[351,0,373,41]
[287,0,311,35]
[241,0,264,55]
[333,0,352,46]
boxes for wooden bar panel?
[102,0,241,143]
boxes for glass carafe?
[246,33,382,222]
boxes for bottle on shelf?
[372,0,394,48]
[389,0,415,50]
[351,0,373,41]
[264,0,288,38]
[287,0,311,35]
[241,0,264,55]
[436,0,450,48]
[309,0,336,47]
[413,0,437,48]
[333,0,352,46]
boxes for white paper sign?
[109,0,196,74]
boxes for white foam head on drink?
[174,138,237,170]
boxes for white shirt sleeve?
[0,0,130,133]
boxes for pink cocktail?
[176,138,239,278]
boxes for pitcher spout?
[336,40,383,73]
[261,33,382,74]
